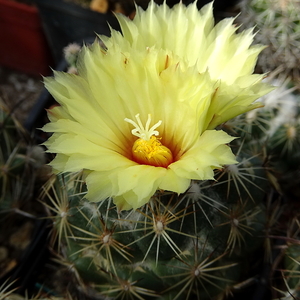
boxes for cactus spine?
[38,1,300,299]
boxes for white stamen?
[124,113,162,141]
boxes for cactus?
[0,101,47,211]
[63,43,81,74]
[38,78,300,300]
[37,0,300,300]
[237,0,300,81]
[0,99,48,293]
[0,278,17,299]
[41,169,264,299]
[227,76,300,195]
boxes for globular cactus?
[237,0,300,82]
[269,214,300,300]
[40,79,300,300]
[0,100,48,293]
[63,43,82,74]
[0,101,46,210]
[226,76,300,197]
[224,75,300,299]
[42,167,267,300]
[39,1,300,299]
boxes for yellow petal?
[85,170,116,201]
[170,130,237,180]
[42,1,273,211]
[158,169,191,194]
[102,1,273,129]
[204,77,273,129]
[85,165,165,210]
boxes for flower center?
[124,114,173,168]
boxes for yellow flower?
[42,2,272,210]
[102,1,273,129]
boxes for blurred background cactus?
[0,99,50,295]
[237,0,300,83]
[0,102,46,207]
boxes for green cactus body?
[0,108,46,210]
[37,1,300,299]
[40,74,300,299]
[45,151,268,300]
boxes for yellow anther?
[132,136,173,167]
[125,114,162,141]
